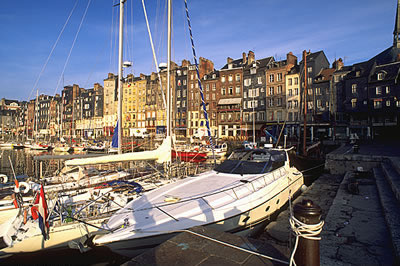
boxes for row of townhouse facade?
[4,45,400,142]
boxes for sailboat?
[287,50,325,179]
[0,0,173,255]
[72,0,304,258]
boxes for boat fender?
[23,209,28,224]
[15,182,30,194]
[11,193,19,208]
[0,174,7,184]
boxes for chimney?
[248,51,255,65]
[227,57,233,64]
[242,52,247,65]
[181,59,190,67]
[286,52,297,66]
[333,58,344,70]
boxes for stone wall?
[325,153,384,174]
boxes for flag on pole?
[36,184,49,240]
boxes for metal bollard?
[293,199,322,266]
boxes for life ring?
[14,182,30,194]
[0,174,7,184]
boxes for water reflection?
[0,148,86,179]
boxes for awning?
[218,98,241,105]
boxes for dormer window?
[203,75,207,80]
[356,71,361,77]
[228,63,233,69]
[212,74,216,79]
[377,73,384,80]
[250,68,256,75]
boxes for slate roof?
[220,58,244,70]
[370,61,400,83]
[314,68,335,83]
[299,50,325,65]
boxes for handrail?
[123,167,289,214]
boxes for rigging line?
[184,0,215,161]
[142,0,167,109]
[130,0,135,76]
[109,0,116,73]
[180,0,190,62]
[30,0,79,100]
[54,0,92,95]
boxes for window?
[376,87,382,95]
[212,94,216,100]
[356,71,361,77]
[183,80,186,85]
[352,84,357,94]
[236,74,240,82]
[377,73,383,80]
[277,73,282,81]
[294,100,299,108]
[206,84,209,91]
[212,83,216,90]
[315,88,321,95]
[308,89,313,95]
[307,101,313,109]
[397,100,400,107]
[386,100,391,107]
[277,98,282,106]
[221,76,226,83]
[277,85,282,94]
[250,68,256,75]
[294,77,298,85]
[295,88,299,95]
[236,85,240,94]
[307,77,313,85]
[386,86,390,94]
[269,87,274,95]
[257,76,262,84]
[269,74,274,83]
[244,79,251,86]
[228,87,233,95]
[374,100,382,109]
[177,80,181,86]
[288,89,293,96]
[268,98,274,107]
[288,78,292,85]
[228,75,233,82]
[288,101,292,109]
[317,99,322,108]
[334,76,339,82]
[307,67,312,73]
[243,91,247,98]
[177,90,181,97]
[221,87,226,95]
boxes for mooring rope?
[183,0,215,162]
[288,196,324,266]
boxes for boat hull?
[90,171,303,257]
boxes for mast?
[117,0,125,154]
[166,0,171,139]
[35,89,39,142]
[302,50,307,156]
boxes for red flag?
[38,184,49,239]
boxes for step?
[373,167,400,259]
[381,160,400,202]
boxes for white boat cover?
[64,137,171,166]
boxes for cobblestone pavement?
[260,172,395,265]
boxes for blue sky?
[0,0,396,101]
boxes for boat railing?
[123,167,289,215]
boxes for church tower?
[394,0,400,48]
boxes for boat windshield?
[214,149,286,174]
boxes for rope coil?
[288,209,324,266]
